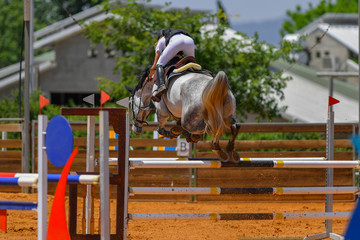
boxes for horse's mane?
[135,65,152,92]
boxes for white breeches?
[157,34,195,66]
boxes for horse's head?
[126,66,155,135]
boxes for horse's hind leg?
[211,136,230,163]
[212,142,229,162]
[226,117,241,163]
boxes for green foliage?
[280,0,358,36]
[0,89,91,124]
[34,0,105,28]
[0,89,59,119]
[84,0,297,121]
[0,0,24,68]
[0,0,105,68]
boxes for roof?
[317,23,358,53]
[0,5,106,93]
[284,13,359,54]
[0,52,56,91]
[272,60,358,123]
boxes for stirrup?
[155,86,167,98]
[151,96,161,102]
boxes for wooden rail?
[0,121,24,191]
[6,120,357,202]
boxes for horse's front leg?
[156,112,179,139]
[169,121,183,138]
[225,116,241,163]
[182,129,202,143]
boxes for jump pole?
[0,174,100,186]
[129,212,351,221]
[108,157,326,164]
[129,160,360,169]
[37,114,47,240]
[85,115,95,234]
[99,110,110,240]
[129,186,359,196]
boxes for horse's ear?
[125,85,134,93]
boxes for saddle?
[155,56,212,86]
[164,56,201,80]
[151,56,213,102]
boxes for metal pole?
[85,116,95,234]
[23,0,30,180]
[29,0,34,93]
[99,111,110,240]
[1,132,7,151]
[37,115,48,240]
[325,110,334,234]
[329,77,334,112]
[122,111,130,239]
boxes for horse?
[125,63,241,163]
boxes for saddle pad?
[173,63,202,73]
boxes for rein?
[131,81,154,127]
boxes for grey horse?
[125,66,241,162]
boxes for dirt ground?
[0,192,355,240]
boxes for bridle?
[130,81,155,128]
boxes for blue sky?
[149,0,322,23]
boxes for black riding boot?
[155,64,167,99]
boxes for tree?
[280,0,358,37]
[84,0,296,121]
[0,0,105,68]
[0,0,24,68]
[34,0,105,27]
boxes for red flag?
[39,94,50,114]
[100,90,110,108]
[329,96,340,107]
[47,147,78,240]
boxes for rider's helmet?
[157,29,166,40]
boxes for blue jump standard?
[0,201,37,210]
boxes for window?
[87,48,98,58]
[324,51,330,56]
[316,51,321,58]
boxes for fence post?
[1,131,6,151]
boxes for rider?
[148,28,195,100]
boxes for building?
[284,13,358,77]
[0,5,119,105]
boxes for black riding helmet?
[157,29,166,40]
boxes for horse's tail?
[201,71,229,140]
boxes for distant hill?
[231,17,286,46]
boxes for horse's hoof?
[190,134,201,143]
[229,151,240,163]
[170,126,182,136]
[213,150,230,163]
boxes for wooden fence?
[0,120,357,202]
[0,119,24,192]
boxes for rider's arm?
[148,50,161,80]
[147,37,165,81]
